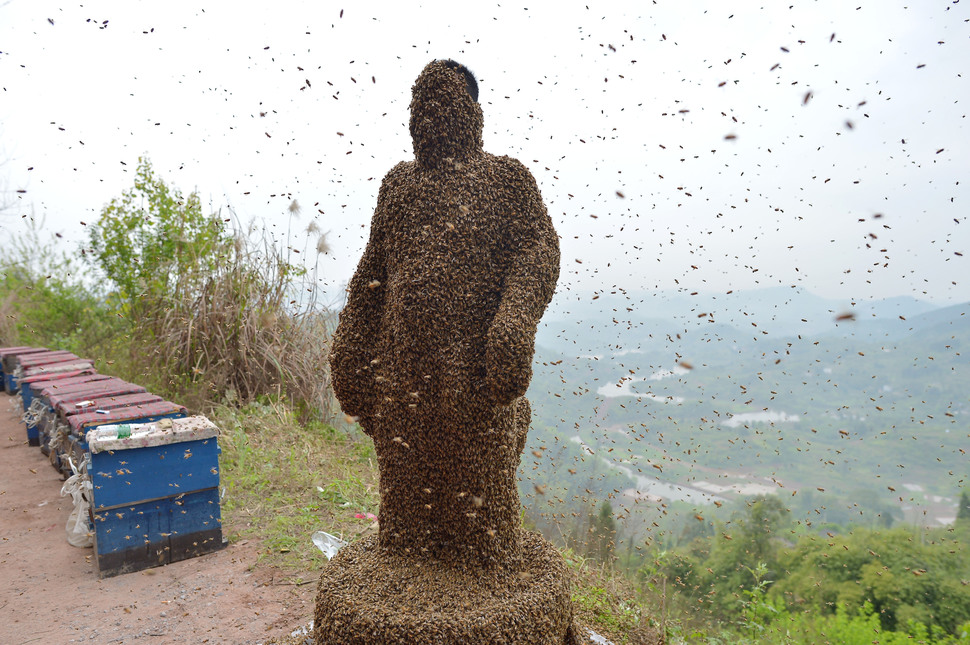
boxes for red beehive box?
[19,372,103,443]
[20,370,103,409]
[10,351,81,392]
[39,380,147,458]
[58,392,164,420]
[1,347,49,393]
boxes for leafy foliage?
[644,496,970,641]
[0,217,125,358]
[589,501,618,564]
[82,157,335,414]
[86,156,228,314]
[958,491,970,523]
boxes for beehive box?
[15,350,79,371]
[51,392,178,476]
[58,398,183,476]
[8,350,79,393]
[17,370,98,445]
[58,392,164,421]
[0,346,38,387]
[85,416,224,577]
[19,370,104,412]
[23,359,95,381]
[0,346,48,393]
[39,380,147,455]
[22,373,109,444]
[29,378,139,452]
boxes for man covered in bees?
[328,59,560,571]
[317,57,585,645]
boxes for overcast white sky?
[1,0,968,305]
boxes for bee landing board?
[85,416,226,577]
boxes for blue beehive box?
[86,416,225,577]
[60,399,185,477]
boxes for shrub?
[0,216,123,356]
[83,158,337,417]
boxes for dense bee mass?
[315,60,583,644]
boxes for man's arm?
[328,178,393,426]
[485,158,560,406]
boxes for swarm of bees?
[315,60,579,644]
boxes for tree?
[958,491,970,523]
[697,495,791,617]
[737,495,790,566]
[589,501,617,565]
[86,156,229,316]
[82,157,333,413]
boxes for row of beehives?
[0,345,226,577]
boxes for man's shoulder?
[384,160,415,181]
[485,153,529,174]
[483,154,539,193]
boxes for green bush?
[86,156,229,315]
[0,217,124,359]
[82,157,336,415]
[3,157,336,419]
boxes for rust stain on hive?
[317,59,582,644]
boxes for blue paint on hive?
[91,487,224,577]
[89,437,220,510]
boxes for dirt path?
[0,395,314,645]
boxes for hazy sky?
[1,1,968,304]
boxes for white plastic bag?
[311,531,347,560]
[587,628,615,645]
[60,465,93,548]
[21,398,46,426]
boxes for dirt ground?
[0,395,315,645]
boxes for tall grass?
[129,218,339,419]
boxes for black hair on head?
[442,59,479,103]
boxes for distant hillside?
[538,286,944,354]
[525,287,967,533]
